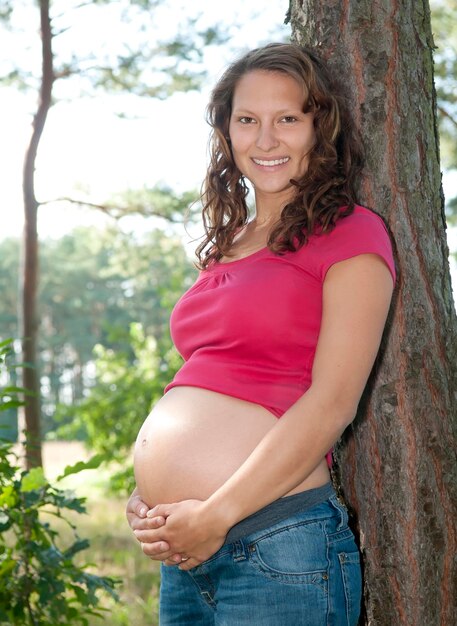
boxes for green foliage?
[108,185,200,221]
[431,0,457,227]
[46,489,162,626]
[56,455,107,482]
[56,322,183,494]
[0,338,20,441]
[1,0,228,101]
[0,1,13,21]
[0,341,119,625]
[0,240,19,343]
[0,226,197,437]
[431,0,457,172]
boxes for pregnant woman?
[127,43,396,625]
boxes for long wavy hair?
[196,43,364,269]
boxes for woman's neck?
[253,189,293,225]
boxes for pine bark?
[288,1,457,624]
[20,0,54,469]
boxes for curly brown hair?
[196,42,364,269]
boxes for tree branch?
[39,197,181,223]
[438,105,457,129]
[51,1,94,21]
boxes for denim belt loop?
[329,495,349,530]
[231,539,249,562]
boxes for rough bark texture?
[288,1,457,624]
[20,0,53,469]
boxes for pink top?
[164,206,396,465]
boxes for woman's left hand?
[136,499,229,570]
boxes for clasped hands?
[126,495,229,571]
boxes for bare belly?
[133,386,330,508]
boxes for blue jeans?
[159,495,362,625]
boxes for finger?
[146,515,166,529]
[140,542,174,561]
[147,503,171,518]
[131,515,166,530]
[136,536,170,552]
[131,515,166,533]
[163,554,184,566]
[178,557,200,571]
[134,528,168,544]
[128,515,146,532]
[127,495,149,518]
[136,502,149,517]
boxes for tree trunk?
[288,1,457,624]
[20,0,53,469]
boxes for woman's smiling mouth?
[252,157,290,167]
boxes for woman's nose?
[255,125,279,151]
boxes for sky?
[1,0,456,293]
[1,0,289,242]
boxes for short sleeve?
[309,207,396,284]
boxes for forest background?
[0,0,456,624]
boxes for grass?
[43,443,162,626]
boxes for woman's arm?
[206,253,394,521]
[137,253,394,568]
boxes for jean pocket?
[247,519,329,587]
[338,551,362,626]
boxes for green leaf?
[64,538,90,559]
[70,584,89,605]
[40,546,64,567]
[0,400,25,411]
[52,491,87,514]
[0,557,16,577]
[20,467,47,492]
[0,485,17,507]
[56,453,106,481]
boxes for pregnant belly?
[133,386,330,508]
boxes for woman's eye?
[239,116,255,124]
[281,116,297,123]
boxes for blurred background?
[0,1,456,623]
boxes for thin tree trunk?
[20,0,54,469]
[288,1,457,624]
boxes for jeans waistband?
[223,482,336,546]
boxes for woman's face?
[228,70,316,205]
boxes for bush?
[0,339,118,625]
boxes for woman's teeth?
[253,157,290,166]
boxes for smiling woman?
[126,43,396,625]
[194,43,363,270]
[228,71,316,203]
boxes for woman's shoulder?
[299,204,396,283]
[305,204,391,246]
[333,204,389,231]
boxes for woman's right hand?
[125,490,183,564]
